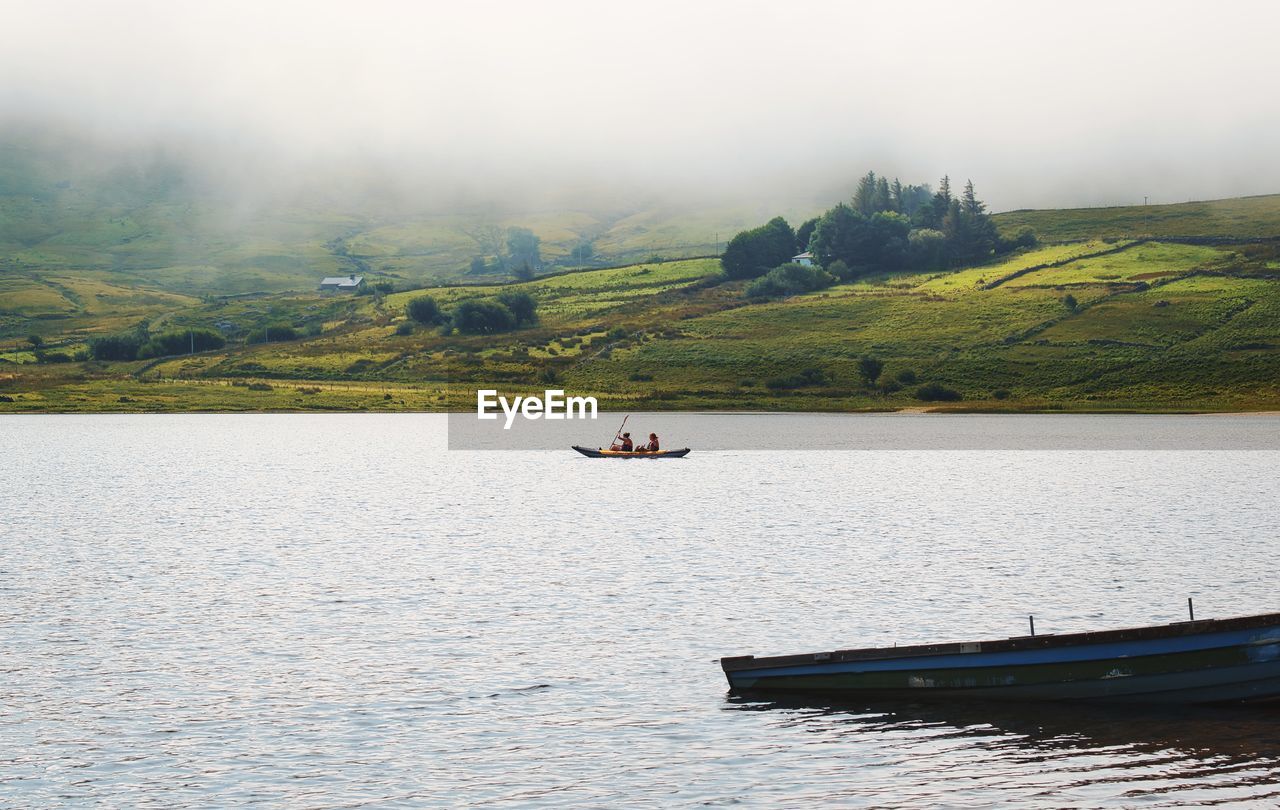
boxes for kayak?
[572,445,690,458]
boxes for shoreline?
[3,408,1279,417]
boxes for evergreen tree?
[853,171,879,215]
[921,175,953,229]
[795,217,819,253]
[961,179,983,215]
[889,178,904,212]
[874,176,892,213]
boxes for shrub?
[139,328,226,359]
[247,382,273,391]
[628,372,654,382]
[496,291,537,326]
[0,395,14,402]
[745,263,836,298]
[407,295,443,325]
[1062,294,1079,312]
[857,355,884,386]
[89,334,143,361]
[996,227,1038,254]
[37,351,72,363]
[896,369,918,385]
[607,327,629,341]
[540,368,560,384]
[452,299,516,334]
[765,367,828,389]
[992,389,1011,400]
[825,259,853,281]
[915,382,962,402]
[26,334,43,347]
[394,321,415,336]
[245,325,299,344]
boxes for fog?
[3,0,1279,212]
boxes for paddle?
[608,414,629,450]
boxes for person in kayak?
[643,433,660,452]
[611,432,634,451]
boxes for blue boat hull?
[723,614,1280,704]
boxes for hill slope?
[3,197,1278,413]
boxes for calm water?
[4,414,1280,807]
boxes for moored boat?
[722,611,1280,704]
[572,445,690,458]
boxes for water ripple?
[2,414,1279,807]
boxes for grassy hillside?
[0,137,819,302]
[994,194,1280,242]
[3,205,1279,413]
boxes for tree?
[944,180,997,264]
[811,205,910,274]
[26,334,43,348]
[720,216,796,279]
[139,328,226,358]
[505,226,541,273]
[453,299,516,334]
[809,203,861,269]
[407,295,443,324]
[907,228,947,271]
[469,256,488,274]
[89,333,142,361]
[874,176,892,213]
[921,175,953,229]
[496,291,537,325]
[514,261,535,282]
[1063,294,1079,311]
[853,171,879,215]
[858,355,885,387]
[795,217,819,253]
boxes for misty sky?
[3,0,1279,211]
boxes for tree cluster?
[721,171,1039,288]
[407,291,539,335]
[466,226,544,279]
[720,217,799,279]
[89,327,227,360]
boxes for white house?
[319,274,364,293]
[792,251,814,267]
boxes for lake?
[4,414,1280,807]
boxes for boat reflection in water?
[725,695,1280,804]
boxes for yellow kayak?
[572,445,690,458]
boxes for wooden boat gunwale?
[722,611,1280,673]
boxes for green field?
[2,183,1279,413]
[994,194,1280,242]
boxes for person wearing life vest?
[611,432,634,452]
[642,432,660,452]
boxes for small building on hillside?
[792,251,815,267]
[320,274,364,293]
